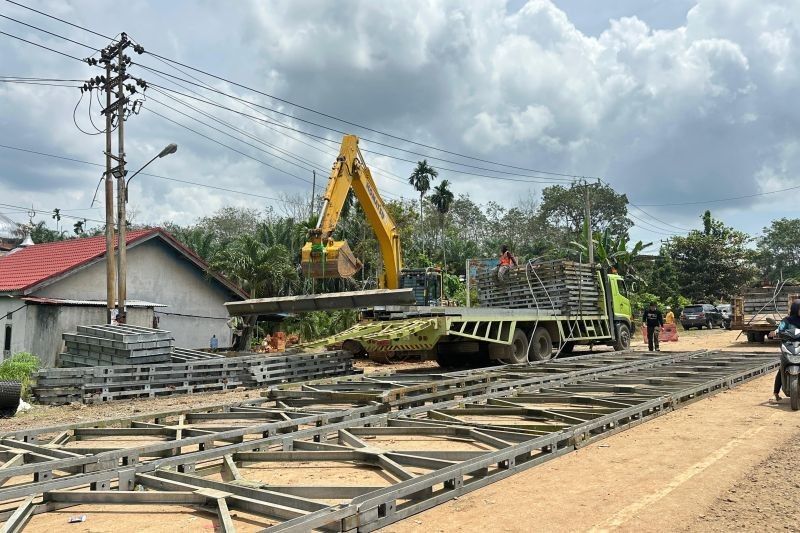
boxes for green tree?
[757,218,800,282]
[665,213,757,302]
[537,181,632,252]
[429,179,454,269]
[408,160,438,252]
[572,225,652,280]
[28,220,67,243]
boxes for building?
[0,228,246,366]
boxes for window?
[616,279,628,298]
[3,324,10,352]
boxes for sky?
[0,0,798,247]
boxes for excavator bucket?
[301,240,363,279]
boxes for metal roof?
[21,296,167,308]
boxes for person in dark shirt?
[772,300,800,402]
[642,302,664,351]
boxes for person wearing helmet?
[773,299,800,402]
[665,306,675,325]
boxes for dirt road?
[6,328,796,533]
[384,329,799,532]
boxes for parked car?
[680,304,725,330]
[717,303,732,329]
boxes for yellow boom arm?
[301,135,402,289]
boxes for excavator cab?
[300,235,362,279]
[399,268,444,306]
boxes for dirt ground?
[384,328,798,532]
[6,328,796,533]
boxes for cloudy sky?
[0,0,798,246]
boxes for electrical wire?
[4,0,113,39]
[0,29,84,61]
[0,12,97,50]
[0,143,309,206]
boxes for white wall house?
[0,228,246,367]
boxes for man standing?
[643,302,664,351]
[210,334,219,352]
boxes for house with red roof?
[0,228,246,367]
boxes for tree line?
[19,170,800,321]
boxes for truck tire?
[613,323,631,351]
[490,328,529,365]
[0,381,21,411]
[790,374,800,411]
[746,332,755,342]
[529,327,553,361]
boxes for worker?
[773,300,800,402]
[499,245,518,268]
[210,334,219,352]
[665,306,675,325]
[642,302,664,352]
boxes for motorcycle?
[779,326,800,410]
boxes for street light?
[125,143,178,202]
[116,142,177,324]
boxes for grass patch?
[0,352,40,399]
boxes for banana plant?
[571,222,652,282]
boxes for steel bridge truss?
[0,349,777,532]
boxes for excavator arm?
[301,135,402,289]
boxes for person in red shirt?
[499,245,517,268]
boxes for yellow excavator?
[300,134,443,305]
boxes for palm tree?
[429,179,454,270]
[408,160,438,253]
[210,235,300,350]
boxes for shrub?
[0,352,40,399]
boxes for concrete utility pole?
[116,34,128,324]
[103,57,116,324]
[83,33,142,323]
[584,183,594,265]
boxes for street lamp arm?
[124,143,177,202]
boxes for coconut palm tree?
[408,160,438,253]
[429,179,454,270]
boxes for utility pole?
[82,33,143,324]
[103,53,116,324]
[116,33,129,324]
[311,170,316,215]
[584,182,594,265]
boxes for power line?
[134,63,576,182]
[142,106,318,187]
[628,203,693,232]
[0,12,97,50]
[4,0,113,40]
[0,202,105,224]
[0,29,84,61]
[0,143,308,206]
[142,63,411,186]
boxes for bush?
[0,352,40,399]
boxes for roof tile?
[0,229,156,292]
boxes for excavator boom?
[300,135,402,288]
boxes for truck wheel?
[790,374,800,411]
[613,323,631,351]
[490,329,529,365]
[746,332,755,342]
[529,327,553,361]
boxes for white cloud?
[0,0,799,245]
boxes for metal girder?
[0,349,779,532]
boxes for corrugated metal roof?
[21,296,167,308]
